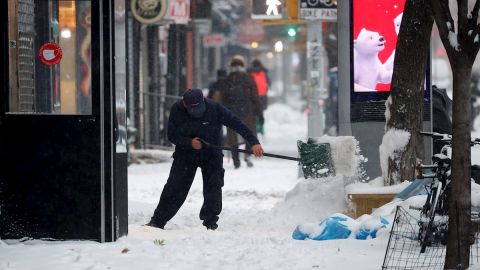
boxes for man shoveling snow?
[146,89,264,230]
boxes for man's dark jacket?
[168,99,260,155]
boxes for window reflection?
[8,0,91,114]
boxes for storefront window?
[8,0,91,114]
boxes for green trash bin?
[297,139,335,179]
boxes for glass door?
[0,0,118,241]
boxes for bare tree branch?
[468,1,480,56]
[443,0,455,30]
[472,0,480,23]
[431,0,457,60]
[468,24,480,56]
[458,0,469,41]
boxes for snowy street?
[126,158,387,270]
[6,0,480,269]
[0,104,390,269]
[4,104,480,270]
[0,152,389,270]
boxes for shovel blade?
[297,140,335,179]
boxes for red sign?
[203,34,226,47]
[166,0,190,24]
[39,42,63,66]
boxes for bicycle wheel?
[419,181,443,253]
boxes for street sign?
[299,0,337,21]
[252,0,283,20]
[166,0,190,24]
[203,34,226,47]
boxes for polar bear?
[384,13,403,72]
[354,28,393,92]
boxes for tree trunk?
[383,0,433,185]
[445,60,472,270]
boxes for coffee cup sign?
[39,42,62,66]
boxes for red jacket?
[250,70,268,97]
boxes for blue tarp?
[292,216,352,241]
[292,214,389,241]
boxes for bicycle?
[412,131,480,253]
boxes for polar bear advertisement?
[352,0,405,92]
[354,28,393,92]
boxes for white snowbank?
[271,176,349,226]
[379,128,411,182]
[346,177,411,195]
[309,135,366,179]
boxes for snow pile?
[379,128,411,182]
[309,135,368,181]
[269,136,371,226]
[270,176,349,226]
[292,213,390,241]
[346,177,411,195]
[289,178,427,242]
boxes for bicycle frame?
[416,132,453,253]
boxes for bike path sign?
[299,0,337,21]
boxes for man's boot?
[202,220,218,230]
[144,219,165,229]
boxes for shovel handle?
[200,139,301,162]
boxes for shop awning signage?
[131,0,167,24]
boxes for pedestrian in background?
[208,69,228,102]
[146,89,264,230]
[222,55,261,169]
[248,59,270,136]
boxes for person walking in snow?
[146,89,264,230]
[248,59,270,136]
[222,55,261,169]
[208,69,228,102]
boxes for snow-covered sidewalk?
[1,154,390,270]
[0,104,392,269]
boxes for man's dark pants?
[150,151,225,226]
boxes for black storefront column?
[147,25,162,145]
[0,0,127,242]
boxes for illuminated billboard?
[352,0,405,93]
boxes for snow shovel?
[297,139,335,179]
[200,139,334,179]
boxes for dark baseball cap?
[182,89,206,118]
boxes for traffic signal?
[252,0,283,19]
[286,25,297,40]
[287,27,296,37]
